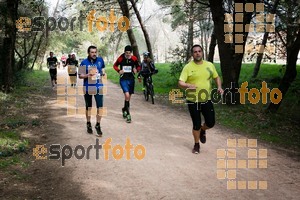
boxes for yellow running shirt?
[179,60,219,102]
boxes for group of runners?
[46,44,224,154]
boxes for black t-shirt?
[113,54,140,80]
[67,58,78,66]
[47,57,58,69]
[141,60,155,73]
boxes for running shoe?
[95,124,102,137]
[192,143,200,154]
[87,122,93,134]
[126,114,131,123]
[122,108,128,119]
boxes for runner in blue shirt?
[78,45,105,136]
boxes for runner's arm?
[131,57,140,74]
[214,76,224,94]
[78,64,92,79]
[55,57,58,65]
[101,59,106,76]
[46,58,50,68]
[178,80,197,90]
[149,61,156,72]
[113,56,123,74]
[64,59,67,67]
[136,60,141,72]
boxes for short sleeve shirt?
[179,60,219,102]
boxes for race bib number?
[89,67,100,80]
[68,65,76,74]
[93,73,101,81]
[123,66,132,73]
[49,64,57,69]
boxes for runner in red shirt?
[113,45,141,123]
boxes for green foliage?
[155,0,192,30]
[2,117,28,129]
[151,63,178,93]
[0,155,21,169]
[0,131,29,157]
[155,0,176,6]
[170,5,186,29]
[0,69,48,164]
[169,61,184,80]
[214,64,300,149]
[15,0,49,70]
[167,31,187,80]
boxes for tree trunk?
[209,0,258,104]
[209,0,236,104]
[252,0,279,78]
[204,27,209,59]
[130,0,154,60]
[267,29,300,112]
[185,0,194,63]
[200,22,204,56]
[117,0,141,62]
[232,10,253,85]
[207,28,216,62]
[114,32,123,56]
[31,33,44,70]
[2,0,18,92]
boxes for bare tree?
[252,0,280,78]
[185,0,194,62]
[207,27,216,62]
[117,0,141,62]
[129,0,154,60]
[209,0,259,104]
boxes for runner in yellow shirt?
[178,44,224,154]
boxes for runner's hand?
[119,70,124,75]
[133,68,137,74]
[218,87,224,95]
[187,84,197,89]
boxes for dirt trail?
[7,68,300,199]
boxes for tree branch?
[195,0,210,7]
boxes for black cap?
[124,45,132,52]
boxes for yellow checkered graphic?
[217,139,268,190]
[33,145,47,160]
[224,3,275,54]
[16,17,32,32]
[55,67,108,116]
[169,89,185,104]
